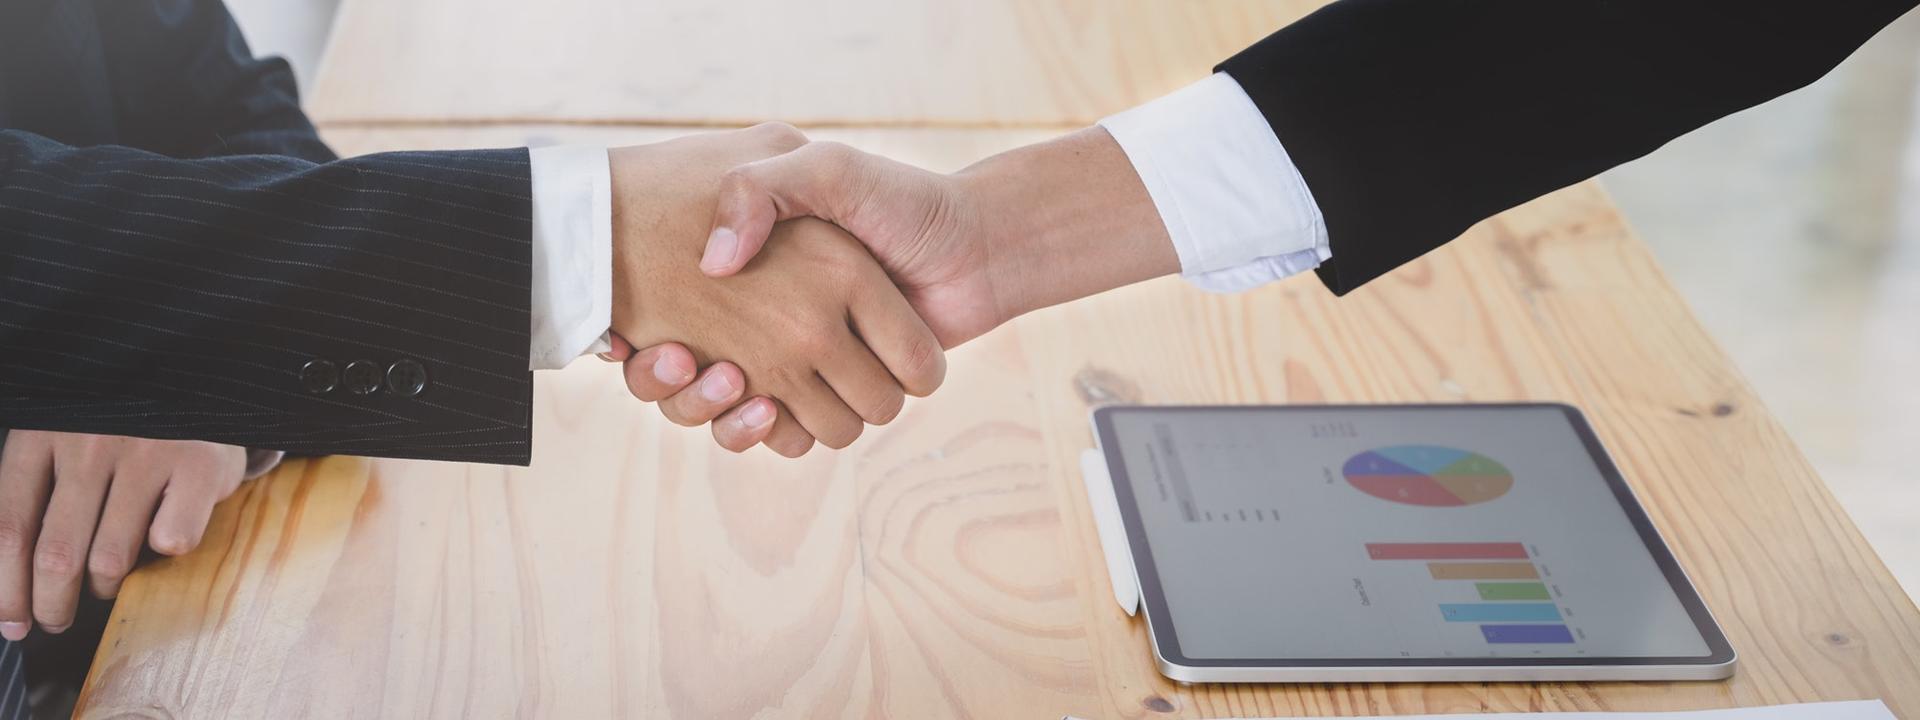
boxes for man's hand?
[609,125,946,456]
[696,127,1180,348]
[598,337,778,454]
[0,431,246,641]
[698,141,999,348]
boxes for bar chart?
[1366,542,1577,646]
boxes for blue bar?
[1440,603,1562,623]
[1481,624,1576,644]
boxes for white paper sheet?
[1063,700,1895,720]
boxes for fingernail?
[699,371,737,402]
[701,227,739,272]
[0,622,26,641]
[739,399,774,428]
[652,353,693,385]
[43,623,69,635]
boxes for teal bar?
[1439,603,1562,623]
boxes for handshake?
[0,120,1181,644]
[593,123,1174,457]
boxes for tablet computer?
[1089,403,1735,683]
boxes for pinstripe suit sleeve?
[0,130,538,465]
[93,0,336,163]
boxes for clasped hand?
[601,124,967,456]
[613,123,1163,456]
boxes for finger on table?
[148,470,225,558]
[87,465,167,599]
[0,434,54,642]
[32,442,116,633]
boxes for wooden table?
[79,0,1920,717]
[304,0,1319,127]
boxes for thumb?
[700,142,865,277]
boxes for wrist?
[956,126,1179,323]
[607,145,648,335]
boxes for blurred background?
[232,0,1920,596]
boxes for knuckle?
[78,434,119,453]
[770,436,814,458]
[864,389,906,426]
[899,338,946,396]
[88,548,133,580]
[0,520,30,556]
[818,422,863,450]
[717,166,758,197]
[766,362,810,389]
[789,328,837,359]
[151,532,198,556]
[33,609,71,630]
[34,542,85,578]
[750,121,808,151]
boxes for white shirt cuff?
[1097,72,1331,294]
[527,145,613,371]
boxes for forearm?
[0,131,537,463]
[956,127,1179,324]
[93,0,332,161]
[1221,0,1917,293]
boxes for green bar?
[1477,582,1551,601]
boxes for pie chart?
[1343,445,1513,507]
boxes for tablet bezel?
[1091,403,1736,675]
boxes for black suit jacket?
[1218,0,1918,295]
[1,0,537,464]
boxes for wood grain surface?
[75,125,1920,718]
[305,0,1316,126]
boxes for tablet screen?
[1095,404,1727,665]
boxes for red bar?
[1366,542,1528,560]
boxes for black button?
[299,359,337,395]
[386,359,428,397]
[342,360,383,395]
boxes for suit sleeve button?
[386,359,429,397]
[342,360,384,395]
[300,359,338,394]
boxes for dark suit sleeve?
[96,0,334,162]
[0,132,537,465]
[1217,0,1918,295]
